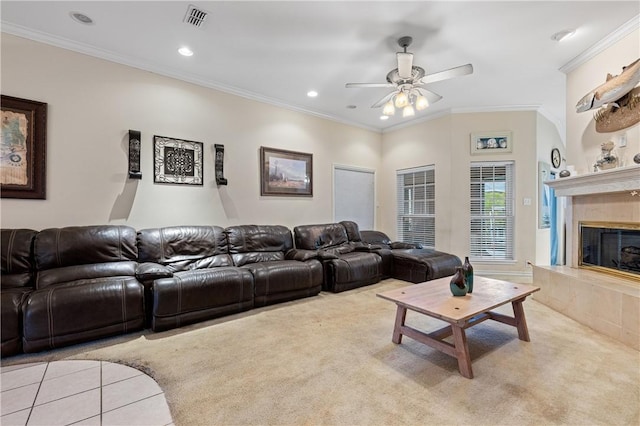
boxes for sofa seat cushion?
[392,249,462,283]
[243,259,322,306]
[327,252,381,292]
[22,277,144,353]
[152,267,253,332]
[1,287,31,356]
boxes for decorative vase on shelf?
[595,140,618,171]
[449,267,468,297]
[462,256,474,293]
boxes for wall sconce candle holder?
[215,144,228,186]
[128,130,142,179]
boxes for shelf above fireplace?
[545,165,640,197]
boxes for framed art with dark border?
[153,135,203,185]
[260,146,312,196]
[470,131,512,154]
[1,95,47,199]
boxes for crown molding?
[560,14,640,74]
[0,22,381,134]
[381,109,452,133]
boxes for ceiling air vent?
[183,5,208,28]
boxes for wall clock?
[551,148,561,168]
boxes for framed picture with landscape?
[470,131,512,154]
[0,95,47,199]
[260,146,312,196]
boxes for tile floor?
[0,360,173,426]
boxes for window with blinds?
[470,161,515,261]
[397,165,435,248]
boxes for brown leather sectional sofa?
[1,221,460,357]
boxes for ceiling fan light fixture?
[383,100,395,116]
[395,91,409,108]
[402,105,415,118]
[415,94,429,111]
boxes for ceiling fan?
[345,36,473,117]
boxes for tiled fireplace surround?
[533,165,640,350]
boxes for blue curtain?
[549,184,559,265]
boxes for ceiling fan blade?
[418,88,443,104]
[420,63,474,84]
[397,52,414,79]
[345,82,395,88]
[371,91,399,108]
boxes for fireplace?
[579,221,640,279]
[536,166,640,349]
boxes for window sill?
[469,259,518,265]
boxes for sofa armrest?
[135,262,173,283]
[390,241,423,249]
[285,248,319,262]
[354,243,383,252]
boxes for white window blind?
[470,161,515,261]
[396,165,435,248]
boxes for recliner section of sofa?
[23,226,145,353]
[225,224,323,307]
[1,229,37,356]
[137,226,254,332]
[293,222,381,292]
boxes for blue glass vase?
[450,267,468,296]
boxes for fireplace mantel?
[545,165,640,197]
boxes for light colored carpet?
[3,279,639,425]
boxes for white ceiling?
[1,1,639,134]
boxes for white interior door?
[333,165,375,230]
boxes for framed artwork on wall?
[153,135,203,185]
[470,131,512,154]
[260,146,312,196]
[0,95,47,199]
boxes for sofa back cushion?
[35,226,138,271]
[137,226,232,272]
[1,228,37,288]
[225,225,292,267]
[340,221,363,242]
[293,223,349,251]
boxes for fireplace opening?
[579,221,640,279]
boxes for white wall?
[380,110,539,276]
[566,28,640,174]
[0,34,382,230]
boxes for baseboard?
[475,270,533,283]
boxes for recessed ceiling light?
[551,29,576,42]
[178,47,194,57]
[307,90,318,98]
[70,12,94,25]
[380,115,389,120]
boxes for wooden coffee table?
[377,276,540,378]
